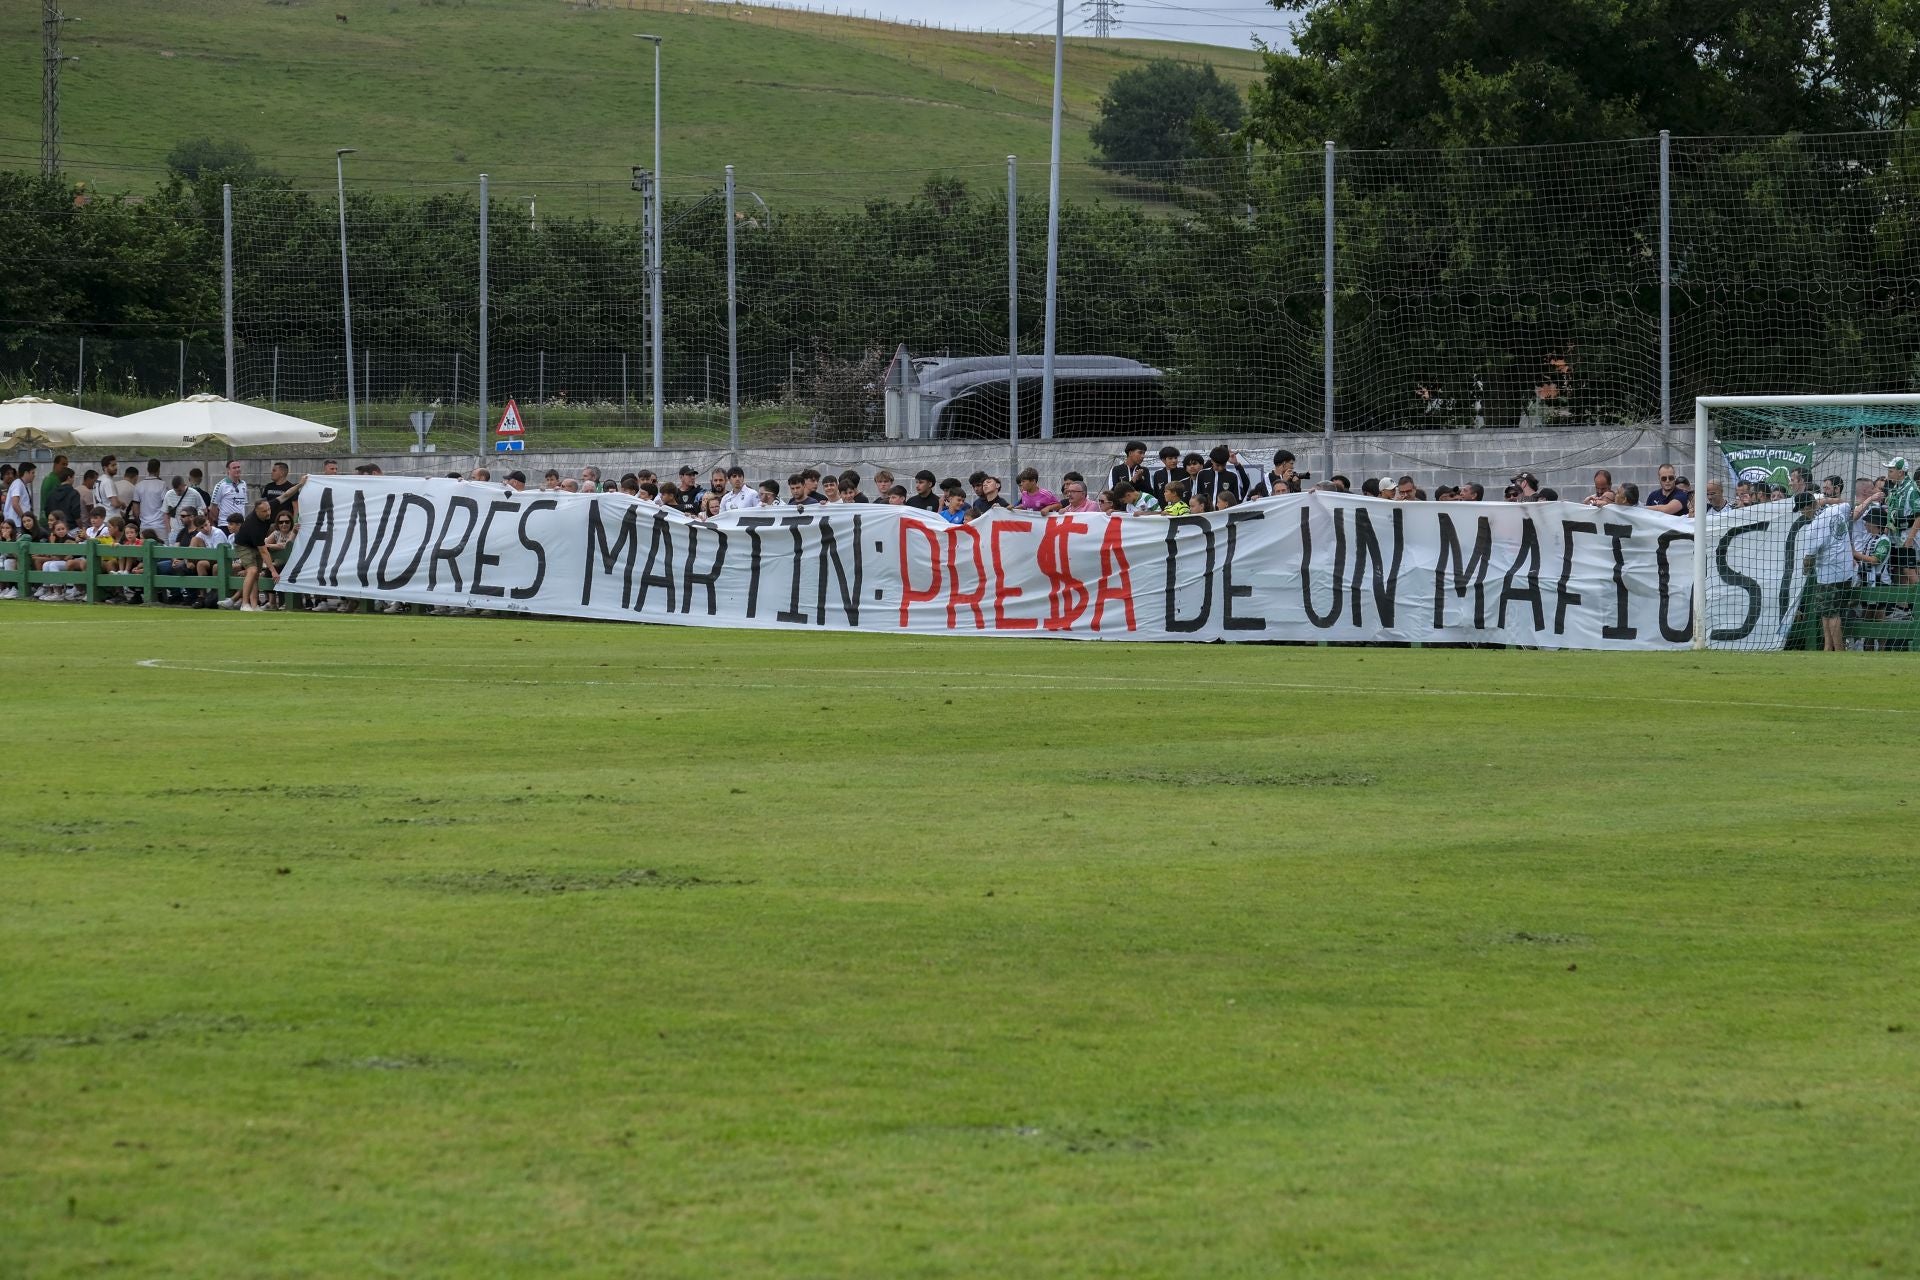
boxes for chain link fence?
[4,131,1918,455]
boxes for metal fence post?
[222,183,235,400]
[1322,139,1336,481]
[271,345,279,406]
[75,335,83,408]
[178,339,185,399]
[1659,129,1671,431]
[1007,154,1019,478]
[479,172,490,454]
[725,163,740,453]
[537,351,545,430]
[622,352,630,427]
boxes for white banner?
[274,477,1810,649]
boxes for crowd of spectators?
[2,449,1914,641]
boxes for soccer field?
[3,609,1914,1277]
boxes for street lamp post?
[637,34,664,449]
[334,147,359,453]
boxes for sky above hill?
[763,1,1295,49]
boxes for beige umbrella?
[68,394,338,449]
[0,395,118,450]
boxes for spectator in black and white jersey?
[1109,442,1150,492]
[1191,446,1246,508]
[211,460,250,524]
[1149,446,1184,497]
[1252,449,1301,497]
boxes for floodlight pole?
[1323,140,1335,481]
[725,163,739,453]
[335,147,359,454]
[1039,0,1064,440]
[222,182,235,401]
[639,34,665,449]
[479,172,490,455]
[1007,154,1019,479]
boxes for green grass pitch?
[2,607,1915,1276]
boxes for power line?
[1088,0,1123,39]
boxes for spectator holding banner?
[1801,486,1855,651]
[1644,465,1691,516]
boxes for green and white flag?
[1721,442,1815,492]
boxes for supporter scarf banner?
[276,477,1812,649]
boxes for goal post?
[1693,393,1920,651]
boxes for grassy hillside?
[0,0,1270,209]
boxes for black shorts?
[1889,544,1918,572]
[1815,580,1852,619]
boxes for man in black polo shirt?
[905,470,941,511]
[262,462,295,505]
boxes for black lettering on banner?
[737,514,777,617]
[635,513,677,614]
[1222,510,1266,631]
[1777,517,1808,620]
[1553,520,1596,635]
[1712,521,1767,642]
[427,496,480,592]
[1163,516,1216,633]
[1432,512,1492,629]
[680,522,727,616]
[1656,530,1694,643]
[777,514,815,625]
[512,498,558,600]
[1299,505,1345,630]
[287,487,337,584]
[815,516,862,627]
[377,492,437,590]
[1603,522,1639,640]
[469,499,517,598]
[329,490,396,589]
[1350,506,1403,628]
[1498,518,1544,632]
[583,502,641,608]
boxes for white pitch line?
[129,657,1909,716]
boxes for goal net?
[1694,395,1920,651]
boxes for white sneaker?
[0,587,15,599]
[217,597,240,610]
[65,587,85,601]
[240,603,261,612]
[382,601,407,614]
[428,605,449,616]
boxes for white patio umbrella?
[0,395,118,450]
[68,394,337,450]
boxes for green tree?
[1245,0,1920,149]
[165,137,271,184]
[1090,60,1244,167]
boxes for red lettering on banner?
[898,519,943,627]
[1038,516,1090,631]
[1092,518,1137,631]
[945,524,987,630]
[989,519,1038,630]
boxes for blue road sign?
[495,440,525,453]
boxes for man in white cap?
[1883,457,1918,587]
